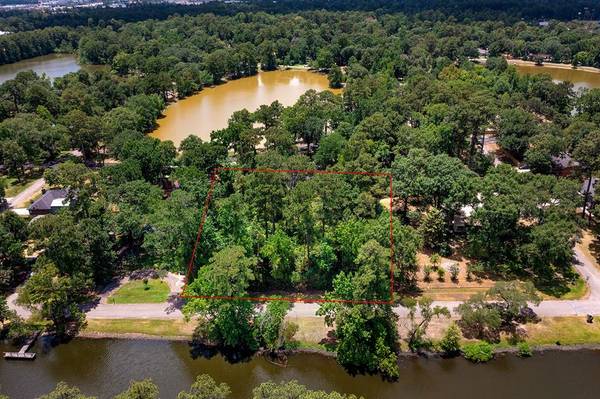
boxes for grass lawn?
[555,277,588,300]
[108,279,170,304]
[492,316,600,349]
[538,276,589,300]
[2,176,38,197]
[522,317,600,346]
[85,319,194,337]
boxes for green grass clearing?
[520,316,600,346]
[488,316,600,351]
[85,319,194,337]
[2,176,38,197]
[539,276,589,300]
[108,279,170,304]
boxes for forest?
[0,5,599,379]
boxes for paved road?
[293,244,600,318]
[7,178,44,208]
[9,244,600,320]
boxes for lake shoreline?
[150,67,339,145]
[474,56,600,74]
[506,58,600,73]
[76,330,600,357]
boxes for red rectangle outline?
[180,167,395,305]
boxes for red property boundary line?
[180,167,395,305]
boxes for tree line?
[1,0,600,33]
[0,375,361,399]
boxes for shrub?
[449,263,460,282]
[517,342,532,357]
[430,253,441,268]
[467,263,484,281]
[462,341,494,363]
[436,268,445,282]
[439,324,461,355]
[423,265,432,282]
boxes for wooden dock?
[4,331,39,360]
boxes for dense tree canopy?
[0,1,597,379]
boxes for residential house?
[551,152,579,176]
[28,189,70,216]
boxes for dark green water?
[1,339,600,398]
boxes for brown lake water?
[150,69,338,146]
[514,64,600,91]
[1,339,600,399]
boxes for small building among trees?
[28,189,69,216]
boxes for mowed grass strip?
[108,279,170,304]
[523,317,600,346]
[2,176,37,197]
[85,319,194,337]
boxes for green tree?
[402,297,450,352]
[260,229,297,285]
[114,379,159,399]
[30,214,115,284]
[179,135,226,175]
[317,241,399,378]
[258,41,278,72]
[573,130,600,217]
[177,375,231,399]
[39,382,96,399]
[184,246,258,350]
[254,300,298,353]
[0,211,27,290]
[418,207,446,252]
[328,64,343,89]
[253,381,361,399]
[497,108,538,159]
[18,262,89,338]
[462,341,494,363]
[0,140,26,180]
[143,190,200,272]
[314,131,346,169]
[106,180,162,247]
[119,137,176,183]
[438,323,462,355]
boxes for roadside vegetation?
[1,0,600,381]
[84,319,195,338]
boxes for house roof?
[28,189,68,212]
[551,152,579,169]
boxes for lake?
[1,339,600,398]
[514,63,600,91]
[0,54,83,84]
[150,69,338,146]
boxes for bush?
[462,341,494,363]
[423,265,432,282]
[439,324,461,355]
[466,262,484,281]
[449,263,460,282]
[517,342,532,357]
[436,268,445,282]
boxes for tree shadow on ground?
[80,296,101,312]
[164,294,185,314]
[588,232,600,264]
